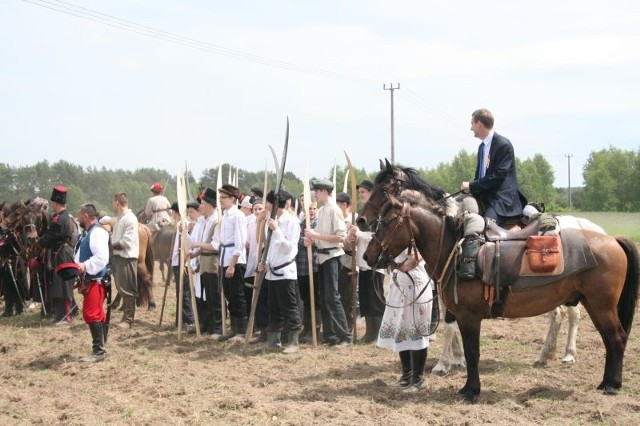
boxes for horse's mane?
[375,165,447,202]
[399,189,445,215]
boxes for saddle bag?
[525,235,560,273]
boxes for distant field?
[565,211,640,242]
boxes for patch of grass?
[575,212,640,242]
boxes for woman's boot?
[404,348,428,393]
[394,350,412,388]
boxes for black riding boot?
[404,348,427,393]
[80,322,107,363]
[395,350,412,388]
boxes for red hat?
[150,182,163,193]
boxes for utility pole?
[383,83,400,164]
[565,154,573,210]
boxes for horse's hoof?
[533,360,548,368]
[597,383,619,395]
[457,386,479,404]
[432,368,448,377]
[561,356,576,364]
[148,304,156,311]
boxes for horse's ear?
[385,158,393,171]
[379,159,385,171]
[540,202,546,213]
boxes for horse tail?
[145,235,154,284]
[616,236,639,335]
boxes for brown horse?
[137,207,173,283]
[362,190,639,402]
[0,199,50,315]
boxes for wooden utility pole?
[383,83,400,163]
[565,154,573,210]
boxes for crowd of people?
[0,108,527,392]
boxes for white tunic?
[263,210,299,281]
[377,249,433,352]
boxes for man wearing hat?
[250,187,264,199]
[38,185,78,325]
[305,179,352,348]
[74,203,110,362]
[111,192,139,329]
[213,184,248,338]
[168,202,195,332]
[189,191,222,336]
[349,179,386,342]
[145,182,172,236]
[335,192,357,331]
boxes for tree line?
[1,146,638,214]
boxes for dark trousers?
[222,264,247,320]
[245,276,269,331]
[266,278,302,333]
[318,257,352,343]
[172,266,194,327]
[200,272,221,334]
[358,269,386,317]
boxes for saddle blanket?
[479,228,598,292]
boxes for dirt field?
[2,267,640,425]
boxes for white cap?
[98,215,112,225]
[239,197,252,209]
[522,205,539,218]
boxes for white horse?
[430,199,605,375]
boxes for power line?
[23,0,368,82]
[23,0,465,129]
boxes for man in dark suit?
[461,108,527,226]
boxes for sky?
[1,0,639,190]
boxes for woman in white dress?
[377,247,433,392]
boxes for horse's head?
[362,193,416,269]
[11,201,48,246]
[357,159,446,232]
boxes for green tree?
[518,154,555,208]
[582,148,636,211]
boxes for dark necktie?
[477,142,486,179]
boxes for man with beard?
[74,204,110,362]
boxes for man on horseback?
[458,109,528,280]
[460,108,527,227]
[145,182,172,237]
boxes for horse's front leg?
[457,317,482,403]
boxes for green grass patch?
[571,212,640,242]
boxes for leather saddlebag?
[525,235,560,273]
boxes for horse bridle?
[370,200,421,268]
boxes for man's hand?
[460,181,470,191]
[112,242,123,250]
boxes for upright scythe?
[177,169,201,338]
[344,152,359,340]
[216,162,227,336]
[244,118,289,349]
[303,160,318,347]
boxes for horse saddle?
[476,227,598,315]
